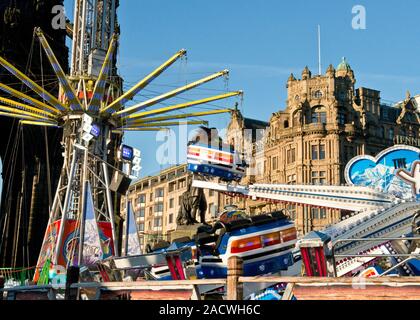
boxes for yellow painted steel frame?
[0,56,67,112]
[36,28,83,111]
[120,120,208,129]
[124,91,242,121]
[0,105,54,121]
[114,127,171,132]
[88,34,118,111]
[126,109,232,125]
[0,97,57,119]
[0,83,61,115]
[19,120,58,127]
[102,49,187,113]
[0,111,43,121]
[114,70,230,117]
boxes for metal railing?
[331,237,420,277]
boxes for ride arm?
[36,28,83,111]
[88,34,118,112]
[0,56,67,113]
[114,70,230,117]
[0,83,61,115]
[102,49,187,113]
[124,91,242,121]
[125,109,232,125]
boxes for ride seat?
[250,215,274,226]
[225,219,252,232]
[194,233,219,246]
[152,240,171,251]
[270,210,288,220]
[171,237,192,244]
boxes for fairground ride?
[0,0,242,280]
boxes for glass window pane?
[312,145,318,160]
[319,145,326,159]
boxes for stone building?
[121,164,222,253]
[225,58,420,235]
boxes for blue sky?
[1,1,420,196]
[116,0,420,178]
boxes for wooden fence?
[2,257,420,300]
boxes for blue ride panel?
[187,163,243,181]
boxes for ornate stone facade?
[225,58,420,236]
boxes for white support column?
[54,149,79,264]
[102,162,119,257]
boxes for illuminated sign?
[121,145,134,161]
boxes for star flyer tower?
[0,0,242,283]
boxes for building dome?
[337,57,351,72]
[336,57,355,80]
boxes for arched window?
[311,106,327,124]
[313,90,323,99]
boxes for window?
[319,145,326,160]
[379,127,385,138]
[136,194,146,205]
[272,156,278,170]
[138,223,145,232]
[312,108,327,124]
[338,113,346,125]
[149,193,153,202]
[154,217,162,227]
[139,208,145,218]
[209,190,215,197]
[284,120,289,128]
[169,198,174,209]
[169,214,174,224]
[312,171,327,185]
[313,90,323,99]
[311,145,318,160]
[311,207,319,219]
[312,145,326,160]
[155,188,164,198]
[287,204,296,220]
[287,148,296,164]
[209,203,218,218]
[311,207,327,220]
[169,182,176,193]
[179,179,187,189]
[287,174,297,185]
[154,202,164,213]
[388,128,395,140]
[149,207,153,216]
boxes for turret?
[302,66,312,80]
[336,57,354,79]
[326,64,335,78]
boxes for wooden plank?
[131,290,194,301]
[227,257,243,300]
[239,276,420,286]
[293,285,420,301]
[70,279,226,291]
[282,283,295,300]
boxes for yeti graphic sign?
[345,145,420,200]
